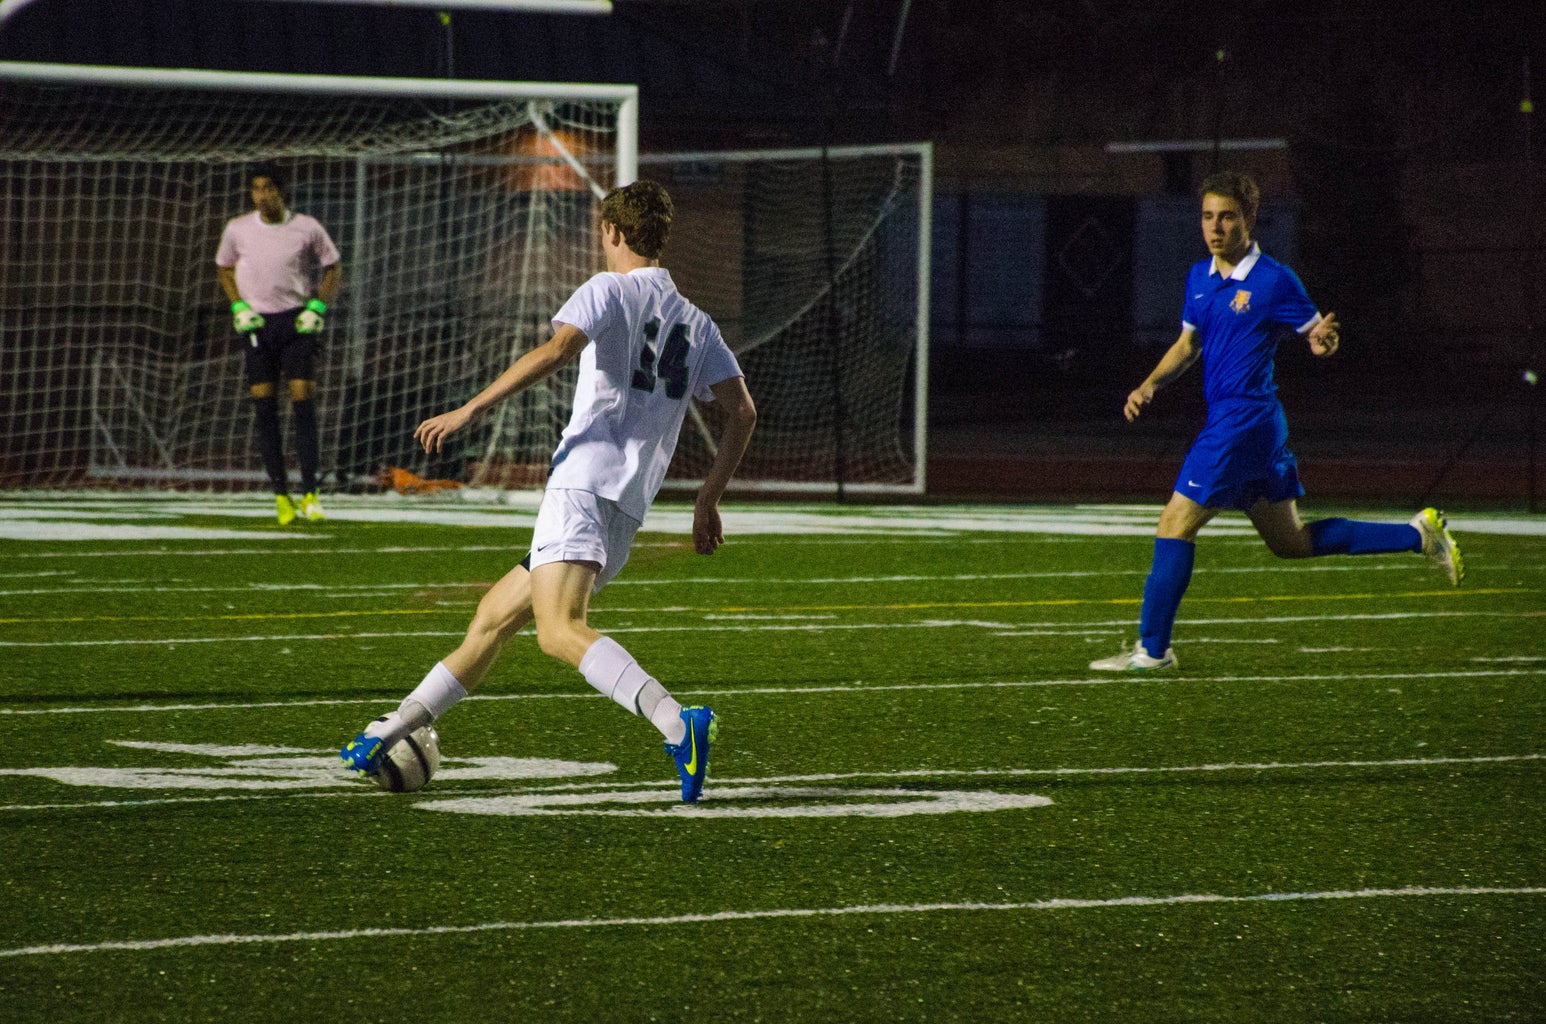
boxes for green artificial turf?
[0,497,1541,1022]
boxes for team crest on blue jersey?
[1230,290,1252,314]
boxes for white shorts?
[527,488,641,593]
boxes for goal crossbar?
[0,62,638,183]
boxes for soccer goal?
[0,63,929,496]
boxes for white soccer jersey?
[215,211,341,314]
[547,267,743,521]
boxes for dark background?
[2,0,1543,506]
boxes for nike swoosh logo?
[683,723,699,775]
[1187,480,1200,487]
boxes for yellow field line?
[0,588,1529,625]
[707,588,1528,612]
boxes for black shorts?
[243,308,317,388]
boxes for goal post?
[0,62,928,497]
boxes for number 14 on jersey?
[631,316,690,400]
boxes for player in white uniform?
[216,164,342,525]
[341,180,757,803]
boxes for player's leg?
[245,328,295,523]
[247,322,299,522]
[444,561,537,687]
[341,560,536,774]
[1289,503,1461,584]
[279,322,325,521]
[530,558,715,801]
[528,491,716,802]
[1249,497,1424,559]
[287,378,323,519]
[1091,491,1216,670]
[529,558,689,744]
[1246,497,1316,558]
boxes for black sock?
[293,398,320,495]
[252,396,287,495]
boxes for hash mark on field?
[2,886,1541,958]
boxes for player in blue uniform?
[1091,171,1462,671]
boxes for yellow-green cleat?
[1411,507,1463,586]
[300,491,325,522]
[276,493,299,526]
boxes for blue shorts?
[1174,399,1304,511]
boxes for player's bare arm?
[216,264,242,304]
[1126,327,1200,422]
[317,262,342,305]
[415,322,590,453]
[1307,311,1340,357]
[692,375,757,555]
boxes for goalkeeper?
[215,163,342,525]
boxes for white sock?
[400,662,466,722]
[579,637,686,744]
[648,689,686,746]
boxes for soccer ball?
[374,725,440,793]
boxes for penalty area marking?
[1,752,1538,814]
[1,885,1541,959]
[415,785,1053,819]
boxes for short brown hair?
[600,179,672,259]
[1200,171,1260,225]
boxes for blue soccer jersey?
[1181,243,1320,405]
[1174,243,1322,509]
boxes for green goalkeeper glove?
[295,298,326,334]
[231,300,265,333]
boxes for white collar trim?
[1210,241,1261,280]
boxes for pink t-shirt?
[215,211,341,314]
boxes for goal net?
[643,144,930,495]
[0,63,928,496]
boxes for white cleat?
[1090,641,1178,672]
[1410,507,1464,586]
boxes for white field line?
[0,610,1510,650]
[2,752,1540,814]
[0,562,1451,597]
[0,538,1048,559]
[3,667,1542,717]
[1,885,1541,959]
[0,543,663,559]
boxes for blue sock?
[1307,518,1421,556]
[1139,538,1195,659]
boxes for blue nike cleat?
[665,705,718,803]
[339,713,401,777]
[340,733,385,776]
